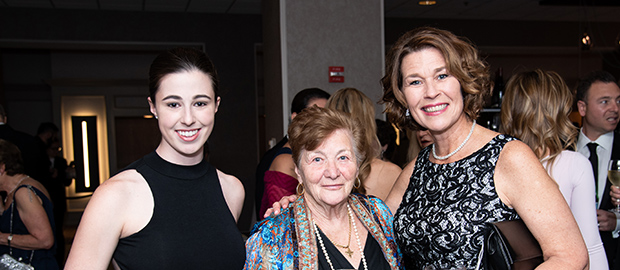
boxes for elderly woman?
[327,87,402,200]
[501,69,607,269]
[245,106,401,270]
[0,139,58,269]
[382,27,588,269]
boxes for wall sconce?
[72,116,100,192]
[581,32,592,50]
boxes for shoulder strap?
[9,185,36,265]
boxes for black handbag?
[482,219,543,270]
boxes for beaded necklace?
[432,120,476,160]
[313,204,368,270]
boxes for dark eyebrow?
[194,94,212,100]
[162,95,181,101]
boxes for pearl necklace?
[313,204,368,270]
[432,120,476,160]
[4,175,29,203]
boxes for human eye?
[166,102,180,108]
[406,79,421,86]
[194,101,208,107]
[438,74,449,80]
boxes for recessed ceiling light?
[419,1,437,5]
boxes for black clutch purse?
[482,219,543,270]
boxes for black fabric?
[254,136,288,217]
[587,142,599,202]
[316,229,391,270]
[112,151,245,270]
[0,185,58,270]
[394,134,520,269]
[603,132,620,270]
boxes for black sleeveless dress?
[393,135,520,269]
[113,151,245,269]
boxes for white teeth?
[178,130,198,137]
[424,104,447,112]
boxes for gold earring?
[296,183,305,196]
[354,177,361,189]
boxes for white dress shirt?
[577,129,620,235]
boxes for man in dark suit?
[254,88,330,219]
[0,104,48,182]
[576,71,620,269]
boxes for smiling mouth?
[423,104,447,113]
[177,129,199,141]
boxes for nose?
[181,106,196,126]
[424,81,440,99]
[323,159,341,179]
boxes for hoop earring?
[296,183,305,196]
[354,177,361,189]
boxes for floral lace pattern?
[393,134,520,269]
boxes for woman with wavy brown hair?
[381,26,587,269]
[501,69,607,270]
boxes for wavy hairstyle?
[380,27,491,130]
[500,69,577,173]
[288,106,371,194]
[0,139,24,176]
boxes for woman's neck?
[305,196,349,227]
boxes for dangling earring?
[354,177,361,189]
[296,183,305,196]
[405,109,410,117]
[154,115,158,119]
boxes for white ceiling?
[1,0,619,22]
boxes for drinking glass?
[608,159,620,212]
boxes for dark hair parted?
[380,27,491,130]
[149,47,219,103]
[291,88,331,114]
[500,69,577,170]
[575,70,618,102]
[288,106,372,194]
[0,139,24,176]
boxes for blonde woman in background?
[501,69,607,270]
[327,87,402,200]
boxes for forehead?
[156,70,215,98]
[305,129,354,153]
[587,81,620,100]
[401,47,446,73]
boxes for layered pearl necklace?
[432,120,476,160]
[4,175,29,203]
[313,204,368,270]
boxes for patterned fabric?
[393,134,520,269]
[244,194,402,270]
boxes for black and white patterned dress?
[393,134,520,269]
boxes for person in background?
[501,69,607,270]
[256,88,330,219]
[0,139,58,269]
[65,47,245,269]
[245,106,402,270]
[46,137,72,267]
[381,26,587,269]
[375,119,397,162]
[0,105,48,186]
[405,129,434,166]
[327,87,401,200]
[575,70,620,270]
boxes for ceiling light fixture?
[581,31,592,50]
[419,1,437,5]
